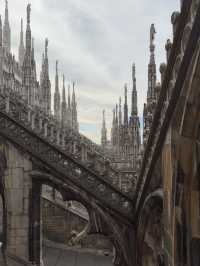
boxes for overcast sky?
[2,0,180,143]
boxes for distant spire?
[119,97,122,126]
[55,60,59,92]
[61,75,67,127]
[3,0,11,52]
[102,110,106,128]
[147,23,157,101]
[131,63,138,117]
[101,110,107,148]
[71,82,78,131]
[5,0,8,21]
[20,19,23,45]
[25,4,31,52]
[124,83,128,126]
[68,84,71,108]
[72,82,76,104]
[150,23,156,64]
[44,38,50,79]
[40,38,51,115]
[54,61,61,122]
[0,16,2,47]
[115,104,118,126]
[18,19,25,67]
[62,75,66,102]
[112,108,116,127]
[45,38,48,59]
[40,53,45,84]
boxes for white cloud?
[1,0,180,143]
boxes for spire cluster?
[101,63,141,170]
[0,2,79,132]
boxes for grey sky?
[3,0,180,143]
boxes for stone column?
[29,180,42,266]
[161,126,175,266]
[4,143,32,261]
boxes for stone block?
[6,189,23,214]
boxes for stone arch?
[137,189,163,266]
[29,171,133,266]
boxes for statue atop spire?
[27,4,31,25]
[150,24,156,50]
[149,24,156,65]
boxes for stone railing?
[135,0,200,214]
[0,88,134,220]
[0,83,137,195]
[0,86,125,190]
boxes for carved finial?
[27,4,31,24]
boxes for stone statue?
[150,23,156,47]
[27,4,31,24]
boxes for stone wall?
[0,195,3,241]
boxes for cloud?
[1,0,180,143]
